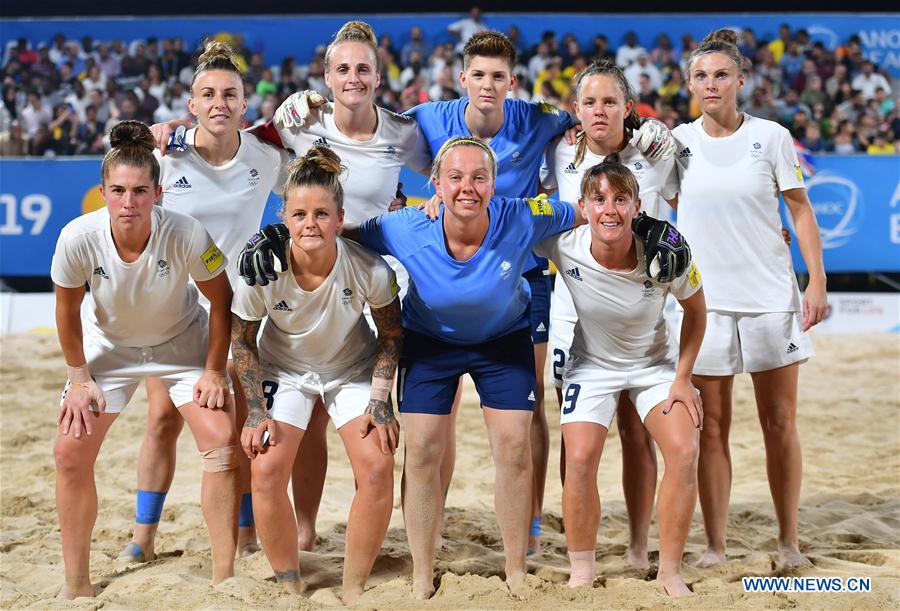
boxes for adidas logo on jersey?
[536,322,547,333]
[786,342,799,354]
[565,267,583,281]
[312,137,330,148]
[678,147,692,159]
[528,390,536,401]
[563,162,578,174]
[173,176,191,189]
[157,259,170,278]
[273,300,293,312]
[92,266,109,279]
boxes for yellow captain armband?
[795,165,803,182]
[390,274,401,297]
[688,262,701,288]
[537,101,560,115]
[527,193,554,216]
[202,244,225,274]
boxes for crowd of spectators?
[1,10,898,157]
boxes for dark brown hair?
[101,120,160,186]
[580,155,640,203]
[283,146,345,211]
[463,30,517,71]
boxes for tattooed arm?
[230,314,274,458]
[360,297,403,454]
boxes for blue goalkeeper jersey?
[406,97,574,199]
[358,196,575,345]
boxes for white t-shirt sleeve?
[50,228,88,288]
[540,140,559,192]
[186,221,228,282]
[659,156,679,201]
[366,256,400,310]
[774,128,805,192]
[670,260,703,301]
[231,281,268,321]
[404,124,433,175]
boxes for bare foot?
[566,574,594,588]
[341,585,364,605]
[280,580,307,595]
[118,541,154,563]
[778,542,811,569]
[657,571,692,597]
[695,548,726,568]
[237,526,258,557]
[626,546,650,570]
[61,577,95,599]
[506,572,528,599]
[412,575,435,600]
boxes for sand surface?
[1,331,898,609]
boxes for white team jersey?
[51,206,226,347]
[274,102,429,227]
[541,139,678,323]
[155,128,288,287]
[232,237,399,374]
[535,226,701,370]
[674,113,805,313]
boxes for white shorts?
[549,295,680,390]
[560,361,674,427]
[61,313,210,413]
[693,310,814,376]
[260,361,372,430]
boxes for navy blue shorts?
[398,328,536,415]
[524,263,551,345]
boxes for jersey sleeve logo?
[537,101,560,115]
[527,193,554,216]
[202,244,225,274]
[688,262,701,288]
[390,274,400,297]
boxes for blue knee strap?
[135,490,167,525]
[239,493,254,528]
[530,516,542,537]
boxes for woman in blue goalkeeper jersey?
[356,136,580,598]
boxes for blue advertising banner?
[3,14,899,76]
[1,154,897,276]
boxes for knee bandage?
[200,445,240,472]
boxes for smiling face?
[433,145,496,222]
[574,73,633,146]
[282,186,343,254]
[189,69,246,137]
[688,52,744,117]
[579,173,641,247]
[325,41,380,111]
[100,164,161,234]
[460,55,515,113]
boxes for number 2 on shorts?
[562,383,580,415]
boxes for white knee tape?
[200,445,240,473]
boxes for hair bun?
[335,21,377,46]
[304,145,343,174]
[702,28,738,46]
[198,40,234,65]
[108,120,155,150]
